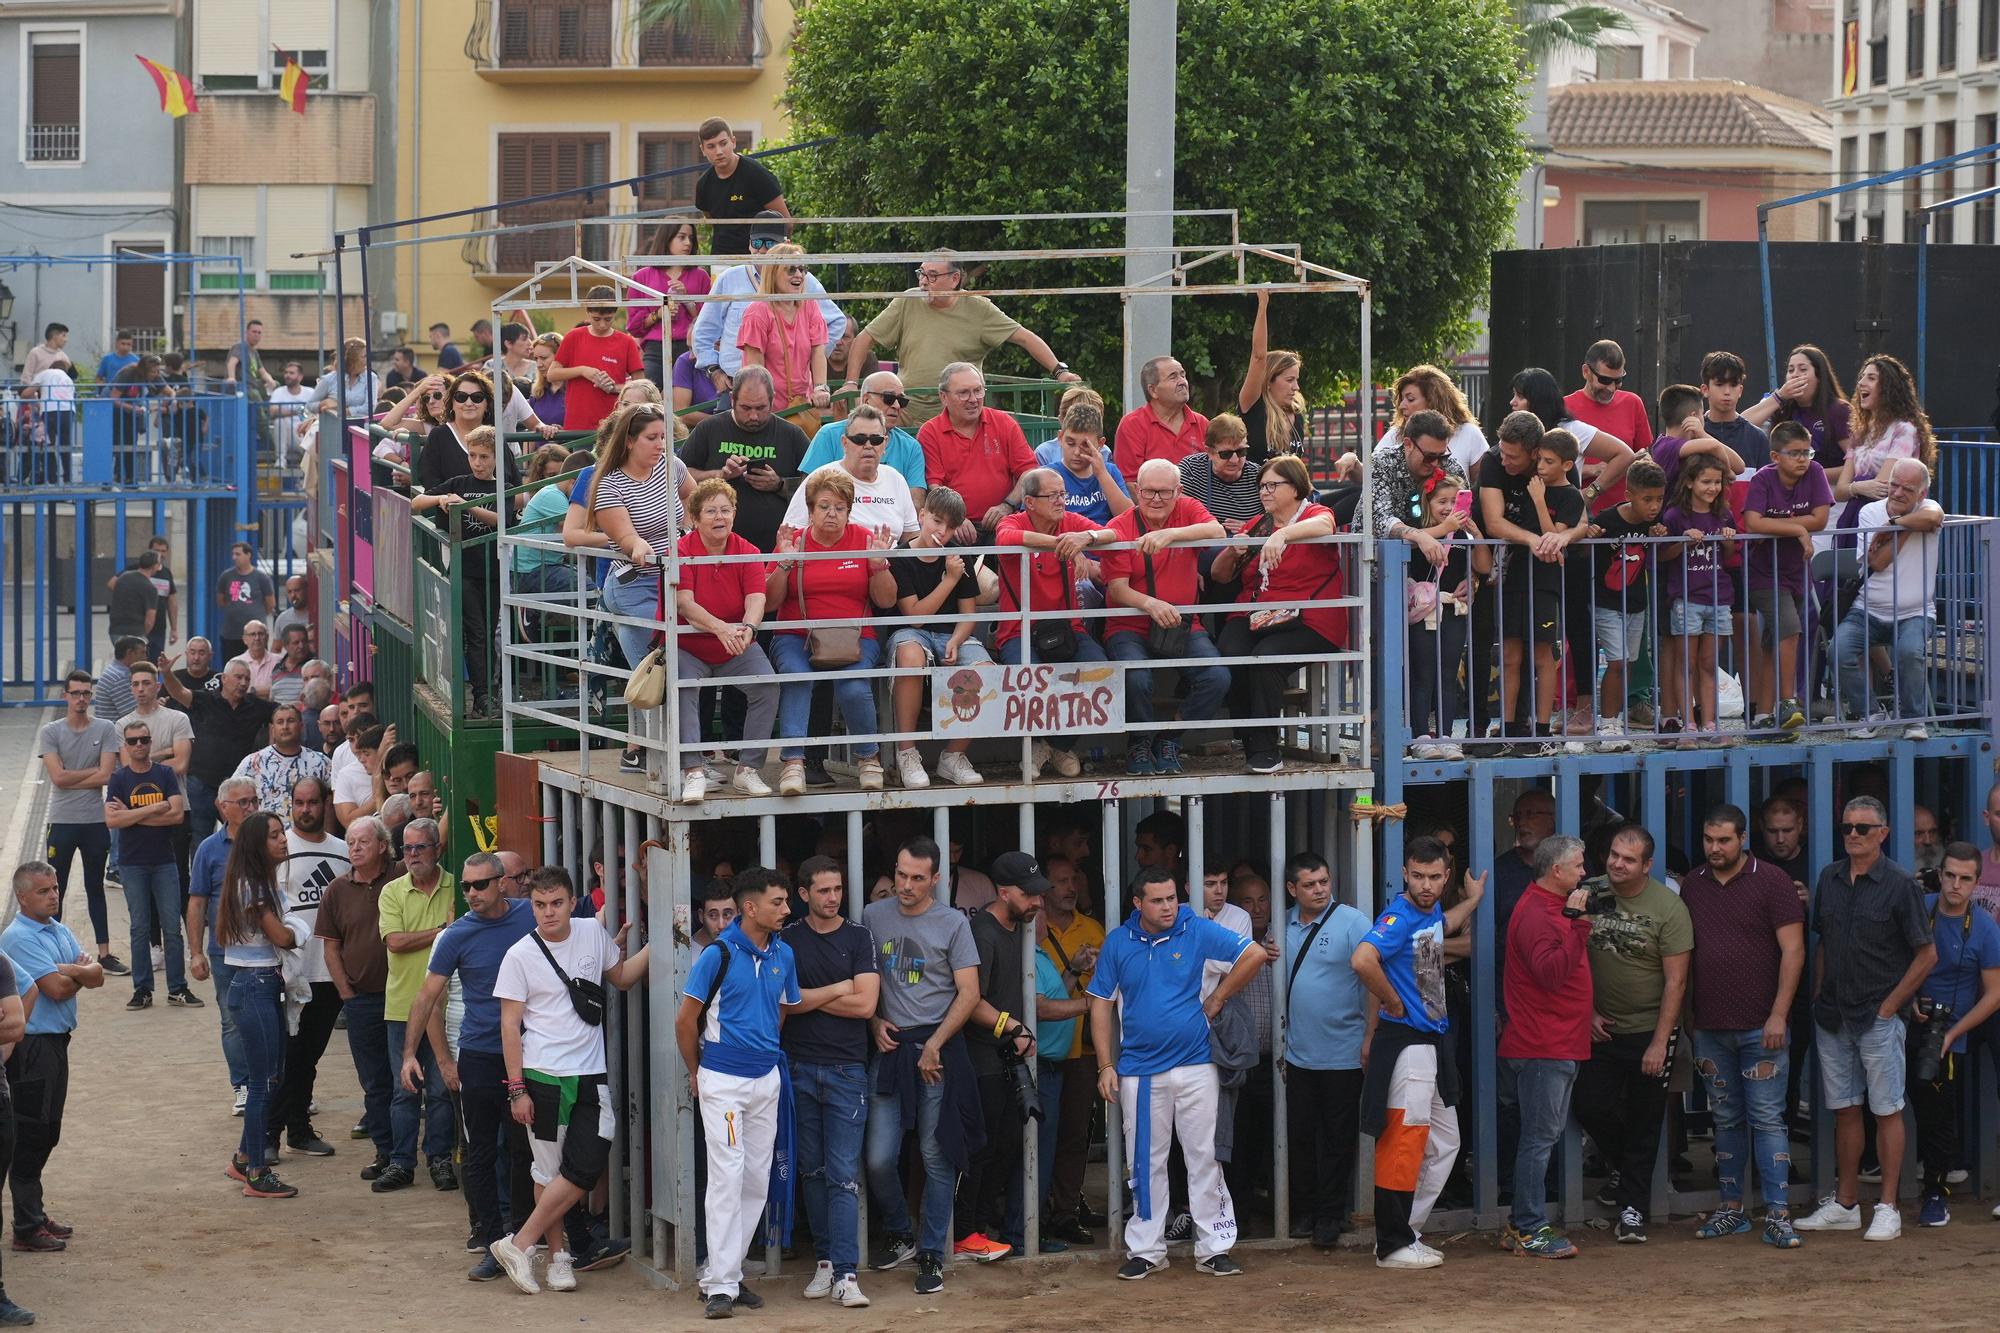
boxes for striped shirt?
[1179,454,1264,530]
[591,456,685,582]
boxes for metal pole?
[1915,210,1930,402]
[1124,0,1177,403]
[1757,210,1778,389]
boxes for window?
[1935,121,1956,241]
[1941,0,1960,66]
[496,0,613,68]
[635,128,754,212]
[270,49,328,88]
[1581,199,1701,245]
[26,32,82,164]
[1871,0,1891,82]
[1904,126,1925,238]
[1866,131,1887,236]
[1593,45,1642,80]
[1975,113,1997,243]
[637,2,756,67]
[198,235,255,290]
[495,133,611,271]
[1909,0,1928,76]
[269,271,325,291]
[1838,136,1860,231]
[1983,0,2000,57]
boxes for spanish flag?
[279,57,309,115]
[136,55,198,118]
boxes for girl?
[1405,475,1486,760]
[218,811,300,1199]
[1236,288,1305,465]
[527,331,565,425]
[630,220,711,391]
[736,242,830,430]
[1659,454,1735,743]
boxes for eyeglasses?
[870,392,910,408]
[1024,490,1057,502]
[845,433,887,447]
[404,841,438,852]
[783,265,808,276]
[1257,480,1289,492]
[66,688,93,698]
[1211,448,1248,460]
[1138,487,1178,501]
[915,267,957,282]
[1838,822,1885,837]
[452,391,488,404]
[1591,369,1626,387]
[1775,449,1812,459]
[462,875,503,892]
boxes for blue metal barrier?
[1938,436,2000,519]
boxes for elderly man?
[679,364,811,554]
[1100,459,1228,775]
[169,655,283,858]
[227,621,278,697]
[318,814,402,1179]
[802,371,928,498]
[690,212,845,393]
[1838,458,1944,741]
[1115,356,1209,476]
[783,402,920,539]
[917,363,1041,537]
[174,635,220,696]
[842,249,1078,422]
[231,703,331,820]
[1370,410,1470,569]
[375,817,459,1193]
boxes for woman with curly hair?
[1831,353,1933,547]
[1382,363,1487,472]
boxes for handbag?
[622,647,666,709]
[533,929,607,1028]
[1028,555,1079,662]
[1140,517,1191,658]
[794,542,863,668]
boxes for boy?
[1523,429,1589,753]
[1032,401,1133,525]
[414,427,505,717]
[1739,420,1830,732]
[1588,457,1668,748]
[1698,351,1770,473]
[888,486,988,788]
[1649,384,1746,499]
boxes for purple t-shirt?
[1650,434,1686,496]
[672,349,705,401]
[1663,504,1729,606]
[1742,462,1832,596]
[1783,399,1852,473]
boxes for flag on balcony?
[279,57,309,115]
[135,55,198,118]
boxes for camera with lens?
[1913,997,1954,1083]
[1562,878,1621,920]
[999,1039,1043,1122]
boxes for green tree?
[1510,2,1634,60]
[777,0,1530,410]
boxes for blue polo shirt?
[428,898,536,1056]
[3,914,85,1035]
[1364,893,1450,1034]
[1919,894,2000,1054]
[1282,902,1372,1069]
[805,420,927,488]
[188,826,233,955]
[1035,950,1078,1061]
[684,924,800,1079]
[1087,905,1252,1077]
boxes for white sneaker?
[779,761,807,796]
[547,1249,578,1290]
[1051,746,1083,779]
[1414,1239,1443,1261]
[232,1085,247,1116]
[1375,1242,1442,1269]
[896,747,931,789]
[489,1235,541,1294]
[1946,1168,1968,1186]
[1863,1203,1902,1241]
[1408,740,1443,760]
[1029,739,1053,777]
[1598,717,1630,751]
[936,751,982,786]
[1794,1196,1862,1231]
[1853,709,1891,740]
[679,770,706,804]
[803,1260,835,1299]
[1904,723,1929,741]
[1990,1201,2000,1219]
[831,1274,870,1308]
[1431,740,1463,760]
[731,767,772,797]
[857,757,884,790]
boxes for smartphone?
[1452,490,1474,517]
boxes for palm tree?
[1512,2,1635,62]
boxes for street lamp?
[0,279,14,322]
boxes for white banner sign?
[931,663,1123,738]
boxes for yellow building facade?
[389,0,796,364]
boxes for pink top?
[736,299,829,404]
[628,264,712,345]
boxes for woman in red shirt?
[1212,454,1344,774]
[671,478,777,804]
[765,469,897,795]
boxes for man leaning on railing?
[1838,459,1944,741]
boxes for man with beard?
[269,777,349,1159]
[318,815,402,1179]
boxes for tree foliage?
[1510,2,1636,62]
[778,0,1531,410]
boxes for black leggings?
[1216,618,1336,760]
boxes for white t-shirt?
[332,761,373,809]
[493,918,614,1076]
[783,463,919,538]
[282,830,350,985]
[269,385,314,423]
[1856,498,1941,622]
[1381,420,1488,475]
[1202,901,1255,1001]
[31,368,75,412]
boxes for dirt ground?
[16,893,2000,1332]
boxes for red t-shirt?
[1098,496,1216,641]
[994,510,1097,648]
[1498,883,1596,1061]
[1563,387,1652,514]
[774,524,877,640]
[917,409,1036,518]
[675,530,769,666]
[1247,501,1347,647]
[1113,405,1210,478]
[556,326,646,431]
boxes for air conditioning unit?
[379,309,409,336]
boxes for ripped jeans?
[791,1058,868,1277]
[1692,1028,1792,1212]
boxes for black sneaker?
[369,1163,414,1193]
[429,1158,459,1191]
[1594,1175,1619,1208]
[167,987,205,1008]
[619,748,646,773]
[1116,1256,1160,1280]
[576,1235,631,1271]
[913,1251,945,1295]
[869,1234,917,1270]
[1615,1207,1648,1243]
[288,1132,337,1157]
[9,1230,63,1253]
[125,990,153,1010]
[36,1218,72,1240]
[98,954,130,976]
[732,1288,763,1310]
[804,760,837,788]
[1163,1210,1194,1243]
[1044,1216,1095,1246]
[1196,1253,1244,1276]
[360,1154,390,1182]
[703,1293,735,1319]
[1077,1201,1109,1228]
[0,1297,35,1326]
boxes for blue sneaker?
[1696,1206,1751,1239]
[468,1251,503,1281]
[1501,1223,1577,1258]
[1918,1192,1950,1228]
[1126,740,1156,776]
[1154,739,1183,774]
[1762,1213,1802,1248]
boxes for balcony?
[467,0,763,82]
[26,122,80,164]
[184,93,375,186]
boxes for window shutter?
[496,132,610,270]
[31,43,80,125]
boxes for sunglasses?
[452,391,488,404]
[423,391,445,402]
[124,737,152,746]
[1417,445,1449,462]
[1838,822,1885,837]
[404,841,438,852]
[783,265,807,276]
[1211,448,1248,460]
[462,875,503,892]
[846,432,887,447]
[1592,369,1626,387]
[871,392,910,408]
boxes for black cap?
[749,210,789,247]
[990,851,1050,895]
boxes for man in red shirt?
[1562,339,1653,514]
[917,363,1037,536]
[994,468,1117,779]
[1498,834,1593,1259]
[1100,460,1226,776]
[1113,357,1209,477]
[550,285,646,431]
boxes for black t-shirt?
[173,667,221,702]
[437,473,501,541]
[1591,508,1657,612]
[186,692,278,787]
[694,156,784,257]
[968,910,1028,1077]
[678,414,809,552]
[779,918,877,1065]
[420,424,519,494]
[1240,399,1305,467]
[1536,485,1586,594]
[891,544,980,635]
[1475,450,1537,538]
[108,569,158,639]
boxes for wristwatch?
[1050,361,1070,375]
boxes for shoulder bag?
[795,540,863,668]
[532,929,607,1027]
[1138,515,1191,658]
[1028,552,1079,662]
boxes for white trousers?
[698,1066,781,1298]
[1120,1062,1238,1264]
[1388,1042,1461,1239]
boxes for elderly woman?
[736,242,831,428]
[765,467,897,795]
[671,478,778,802]
[587,402,683,771]
[1211,454,1345,774]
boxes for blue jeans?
[384,1017,455,1169]
[1502,1056,1577,1233]
[185,774,220,847]
[1816,1012,1907,1114]
[865,1079,955,1256]
[122,861,186,994]
[996,633,1108,752]
[1833,607,1932,722]
[229,965,285,1169]
[343,992,394,1159]
[1692,1029,1792,1211]
[210,955,249,1087]
[514,563,578,596]
[599,566,662,672]
[1104,628,1230,745]
[771,633,882,761]
[792,1059,868,1277]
